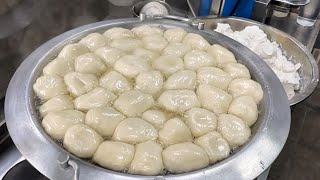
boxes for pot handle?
[139,13,205,30]
[58,154,79,180]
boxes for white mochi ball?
[163,42,191,58]
[141,109,168,129]
[43,57,74,77]
[74,53,107,75]
[197,67,232,90]
[223,63,251,79]
[135,71,163,95]
[207,44,237,68]
[132,25,163,38]
[103,27,135,40]
[79,33,109,52]
[152,55,184,77]
[228,78,263,104]
[39,95,74,117]
[228,96,258,127]
[182,33,210,51]
[58,43,90,60]
[64,72,99,97]
[133,48,160,62]
[94,47,125,67]
[114,55,151,78]
[112,118,158,144]
[64,124,103,158]
[184,50,216,71]
[110,38,143,52]
[142,35,168,52]
[99,71,132,94]
[33,75,68,101]
[164,70,196,90]
[163,28,187,43]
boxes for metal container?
[194,17,319,106]
[5,17,290,180]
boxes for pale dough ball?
[228,78,263,104]
[64,124,103,158]
[194,131,230,164]
[85,107,125,137]
[197,84,232,114]
[114,90,154,117]
[133,48,159,62]
[184,108,217,137]
[207,44,237,68]
[129,141,164,175]
[64,72,99,97]
[163,28,187,43]
[58,43,90,60]
[99,71,132,94]
[110,38,142,52]
[163,42,191,58]
[164,70,196,90]
[158,118,193,146]
[135,71,163,95]
[79,33,109,52]
[152,55,184,77]
[197,67,232,90]
[132,25,163,38]
[141,109,168,129]
[39,95,74,117]
[228,96,258,127]
[74,87,117,111]
[93,141,135,171]
[74,53,107,75]
[114,55,151,78]
[92,141,135,171]
[142,35,168,52]
[33,75,68,101]
[43,57,74,77]
[158,90,200,113]
[42,110,85,139]
[162,142,209,173]
[103,27,135,40]
[112,118,158,144]
[223,63,251,79]
[184,50,216,71]
[217,114,251,147]
[94,47,125,67]
[182,33,210,51]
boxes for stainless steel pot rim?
[5,18,291,180]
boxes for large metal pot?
[5,17,290,180]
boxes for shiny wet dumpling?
[114,90,154,117]
[74,53,107,75]
[94,47,125,67]
[182,33,210,51]
[158,118,192,146]
[228,96,258,127]
[33,75,68,101]
[64,72,99,97]
[43,57,74,77]
[74,87,117,111]
[158,90,200,113]
[99,71,132,94]
[39,95,74,117]
[64,124,103,158]
[58,43,90,60]
[223,63,251,79]
[184,108,217,137]
[129,141,164,175]
[194,131,230,164]
[110,38,142,52]
[162,142,209,173]
[93,141,135,171]
[142,109,168,129]
[114,55,151,78]
[207,44,237,68]
[197,67,232,90]
[163,42,191,58]
[112,118,158,144]
[228,78,263,104]
[163,28,187,43]
[103,27,135,40]
[197,84,232,114]
[132,25,163,38]
[164,70,196,90]
[85,107,125,137]
[142,35,168,52]
[152,55,184,77]
[42,110,85,139]
[135,71,163,95]
[217,114,251,147]
[133,48,159,62]
[184,50,216,71]
[79,33,109,52]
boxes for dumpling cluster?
[34,25,263,175]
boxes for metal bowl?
[5,17,290,180]
[194,17,319,106]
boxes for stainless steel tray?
[194,17,319,106]
[5,17,290,180]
